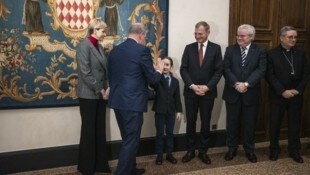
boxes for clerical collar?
[280,44,292,52]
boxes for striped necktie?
[241,47,247,67]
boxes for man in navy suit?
[180,21,223,164]
[222,24,266,163]
[108,23,163,175]
[266,26,309,163]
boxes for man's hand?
[198,85,209,93]
[291,89,299,95]
[191,84,205,96]
[234,82,248,93]
[282,89,298,99]
[155,58,164,73]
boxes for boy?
[151,56,182,165]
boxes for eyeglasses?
[285,35,298,40]
[236,35,249,38]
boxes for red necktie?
[199,43,204,66]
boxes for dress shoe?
[155,154,163,165]
[289,152,304,163]
[224,150,236,161]
[246,152,257,163]
[79,171,94,175]
[97,169,111,173]
[269,151,279,161]
[166,153,177,164]
[198,153,211,164]
[182,151,195,163]
[96,165,112,173]
[131,168,146,175]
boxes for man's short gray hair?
[128,23,146,35]
[195,21,210,32]
[238,24,256,36]
[279,26,296,36]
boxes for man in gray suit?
[76,19,111,175]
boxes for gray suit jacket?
[76,38,108,99]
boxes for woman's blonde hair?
[88,18,107,35]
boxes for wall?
[0,0,230,153]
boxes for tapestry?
[0,0,168,109]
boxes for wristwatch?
[244,82,249,87]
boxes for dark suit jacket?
[76,38,108,99]
[266,45,309,104]
[222,43,266,105]
[151,74,182,115]
[108,38,162,112]
[180,41,223,99]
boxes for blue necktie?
[165,76,170,87]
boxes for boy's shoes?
[166,153,177,164]
[155,154,163,165]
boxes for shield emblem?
[47,0,100,46]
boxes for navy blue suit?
[151,74,182,155]
[222,43,266,153]
[108,38,161,175]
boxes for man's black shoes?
[224,150,237,161]
[166,154,177,164]
[269,151,279,161]
[198,153,211,164]
[182,151,195,163]
[131,168,146,175]
[155,154,163,165]
[289,152,304,163]
[246,152,257,163]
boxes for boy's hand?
[176,112,182,121]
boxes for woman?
[76,18,110,175]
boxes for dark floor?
[12,138,310,175]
